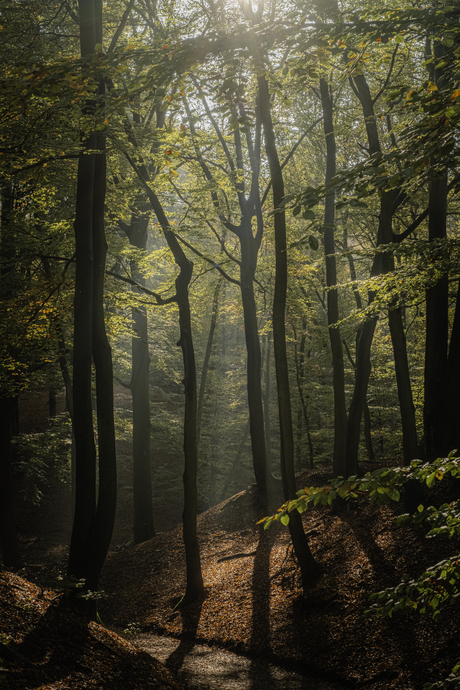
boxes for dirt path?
[134,634,347,690]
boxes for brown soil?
[0,571,184,689]
[97,474,460,690]
[6,390,460,689]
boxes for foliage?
[12,413,72,505]
[260,450,460,688]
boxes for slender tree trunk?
[68,135,98,581]
[424,171,448,459]
[0,397,19,570]
[343,229,375,463]
[0,184,19,570]
[68,0,117,602]
[258,74,318,587]
[294,318,314,469]
[430,277,460,456]
[197,277,222,447]
[138,182,204,602]
[348,73,417,471]
[124,212,155,544]
[320,76,347,477]
[263,331,272,469]
[240,230,271,503]
[184,94,272,504]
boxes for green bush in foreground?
[259,453,460,689]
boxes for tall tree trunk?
[424,170,448,459]
[320,76,347,477]
[136,180,204,602]
[294,317,314,469]
[263,331,272,470]
[124,212,155,545]
[258,74,318,587]
[347,73,417,471]
[197,277,222,447]
[68,0,117,603]
[0,183,19,569]
[184,95,272,504]
[240,229,271,503]
[423,38,452,460]
[430,278,460,456]
[0,397,19,570]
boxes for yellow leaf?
[451,89,460,100]
[427,81,438,92]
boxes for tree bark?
[348,73,417,470]
[424,171,448,459]
[0,397,20,570]
[258,74,318,587]
[320,76,347,477]
[67,0,117,603]
[136,179,204,603]
[197,277,222,447]
[124,212,155,544]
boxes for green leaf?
[280,514,290,526]
[264,516,274,530]
[389,488,400,502]
[426,471,437,488]
[308,235,319,251]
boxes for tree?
[67,0,117,604]
[258,72,319,585]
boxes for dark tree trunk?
[0,397,20,570]
[240,229,271,503]
[263,331,272,470]
[67,0,117,603]
[0,184,20,570]
[430,277,460,456]
[320,76,347,477]
[124,212,155,545]
[294,318,314,470]
[184,95,272,504]
[348,73,417,471]
[197,277,222,447]
[138,182,204,603]
[424,171,448,459]
[258,74,318,587]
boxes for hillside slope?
[100,474,460,690]
[0,571,183,690]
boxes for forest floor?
[4,464,460,690]
[3,388,460,689]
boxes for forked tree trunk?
[347,73,417,471]
[68,0,117,604]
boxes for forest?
[2,0,460,687]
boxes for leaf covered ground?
[98,468,460,689]
[5,462,460,690]
[0,571,184,689]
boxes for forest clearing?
[2,0,460,687]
